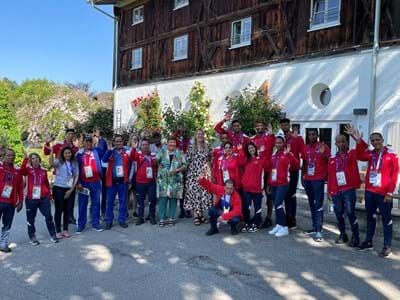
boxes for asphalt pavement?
[1,203,400,300]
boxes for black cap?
[65,128,76,134]
[83,134,93,142]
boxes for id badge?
[336,171,347,186]
[369,172,381,187]
[223,170,230,182]
[32,185,41,199]
[271,168,277,182]
[116,165,124,177]
[1,185,12,198]
[307,164,315,176]
[146,167,153,179]
[260,145,265,152]
[84,166,93,178]
[237,143,242,150]
[66,176,74,188]
[223,207,229,214]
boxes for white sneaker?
[275,226,289,237]
[268,224,281,235]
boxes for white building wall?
[115,46,400,149]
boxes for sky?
[0,0,114,92]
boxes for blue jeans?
[0,202,15,249]
[136,181,157,219]
[78,181,101,230]
[105,182,128,224]
[25,197,56,239]
[365,191,393,247]
[271,185,288,226]
[332,189,359,236]
[304,180,325,232]
[242,191,262,226]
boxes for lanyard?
[65,161,73,176]
[4,168,13,183]
[222,156,232,170]
[307,145,319,165]
[371,149,385,172]
[32,168,42,186]
[272,151,283,168]
[335,152,347,172]
[222,195,230,209]
[233,133,243,145]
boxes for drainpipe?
[369,0,381,133]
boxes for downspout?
[369,0,381,133]
[113,15,119,128]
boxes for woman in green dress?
[156,136,187,227]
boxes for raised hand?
[284,143,291,154]
[344,124,362,141]
[224,111,233,121]
[292,129,299,139]
[319,142,326,154]
[106,140,113,150]
[267,124,273,135]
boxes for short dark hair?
[223,141,233,148]
[167,136,178,143]
[275,134,286,142]
[370,132,383,139]
[152,132,161,138]
[231,120,241,126]
[114,134,124,141]
[65,128,75,134]
[224,179,235,187]
[141,137,150,144]
[255,120,266,126]
[308,128,319,135]
[280,118,291,124]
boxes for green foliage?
[227,85,282,136]
[0,81,24,163]
[162,81,215,143]
[133,90,162,132]
[75,108,114,139]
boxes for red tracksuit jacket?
[302,143,331,181]
[130,149,157,184]
[214,120,250,152]
[285,133,305,171]
[327,147,366,196]
[20,158,51,200]
[104,149,131,187]
[356,139,399,196]
[250,133,275,159]
[241,154,269,193]
[198,178,242,220]
[212,145,224,182]
[214,153,245,188]
[43,140,78,157]
[0,163,24,206]
[266,151,300,186]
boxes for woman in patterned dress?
[184,129,213,225]
[156,136,187,227]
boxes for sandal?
[168,219,175,226]
[199,216,209,224]
[159,220,165,227]
[193,217,201,226]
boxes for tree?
[75,108,114,139]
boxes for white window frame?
[308,0,341,32]
[132,5,144,26]
[131,48,143,70]
[174,0,189,10]
[230,17,252,49]
[173,34,188,61]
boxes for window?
[311,83,331,108]
[309,0,341,31]
[174,0,188,10]
[173,35,188,61]
[231,17,252,48]
[131,48,143,70]
[132,6,144,25]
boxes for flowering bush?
[132,89,162,133]
[226,85,282,136]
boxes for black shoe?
[358,241,373,251]
[206,228,218,236]
[69,217,76,225]
[50,236,60,243]
[261,217,272,229]
[379,246,392,258]
[185,211,192,218]
[119,222,128,228]
[145,215,151,221]
[30,236,40,246]
[287,219,297,230]
[178,210,185,218]
[150,217,157,225]
[348,235,360,248]
[231,226,239,236]
[132,212,138,219]
[304,228,316,235]
[335,233,349,244]
[105,223,113,230]
[136,218,144,226]
[0,246,12,253]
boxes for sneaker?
[104,223,113,230]
[241,224,250,233]
[159,220,166,227]
[262,217,273,229]
[248,224,259,233]
[30,237,40,246]
[136,218,144,226]
[379,246,392,258]
[50,236,60,243]
[304,228,316,235]
[230,226,239,235]
[275,226,289,237]
[348,235,360,248]
[313,232,324,242]
[335,233,349,244]
[206,228,218,236]
[93,227,104,232]
[76,230,82,235]
[0,246,12,253]
[150,217,157,225]
[168,219,175,226]
[358,241,373,251]
[132,212,139,219]
[119,222,128,228]
[268,224,282,235]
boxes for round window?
[311,83,331,108]
[172,96,182,111]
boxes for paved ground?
[1,201,400,300]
